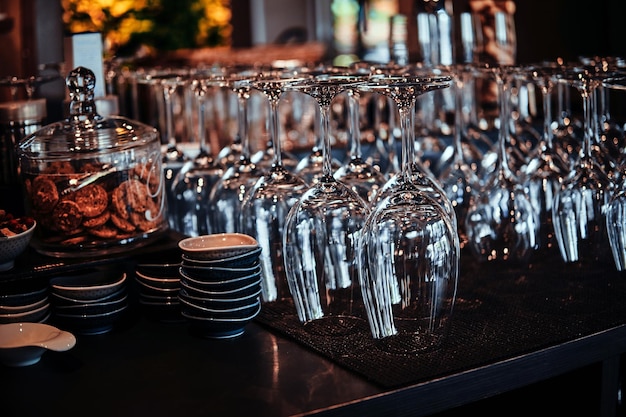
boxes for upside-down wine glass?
[240,75,311,304]
[437,65,481,250]
[170,75,225,236]
[208,71,264,234]
[357,75,460,353]
[157,73,191,229]
[282,75,371,334]
[333,85,387,204]
[552,67,614,266]
[465,65,539,264]
[603,75,626,271]
[524,64,571,256]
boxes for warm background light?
[61,0,232,58]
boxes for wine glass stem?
[197,92,208,154]
[581,84,595,164]
[237,93,250,158]
[452,75,465,165]
[269,100,283,168]
[399,102,416,182]
[495,70,515,179]
[320,104,334,178]
[348,90,363,160]
[541,82,554,149]
[164,84,176,148]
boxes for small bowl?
[179,295,261,320]
[0,302,50,324]
[135,262,181,279]
[53,304,127,335]
[52,294,128,316]
[178,233,259,261]
[180,276,261,299]
[179,262,260,281]
[0,283,48,308]
[179,287,261,309]
[50,269,127,301]
[49,286,126,307]
[0,296,49,314]
[0,221,36,272]
[135,278,181,297]
[135,270,180,290]
[179,267,261,292]
[181,246,262,268]
[0,322,76,367]
[182,303,261,339]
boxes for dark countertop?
[2,231,626,417]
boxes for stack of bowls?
[178,233,262,339]
[49,268,128,335]
[134,262,182,322]
[0,280,50,324]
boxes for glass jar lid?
[18,66,158,159]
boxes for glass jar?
[18,66,168,257]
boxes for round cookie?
[112,179,150,219]
[51,200,83,233]
[88,224,119,239]
[82,210,110,228]
[111,211,137,233]
[31,176,59,213]
[74,184,109,217]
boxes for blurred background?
[1,0,625,119]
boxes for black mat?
[255,251,626,389]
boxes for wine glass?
[603,75,626,271]
[239,75,311,304]
[208,72,263,234]
[282,75,371,333]
[357,75,460,353]
[333,86,387,204]
[148,71,192,230]
[437,65,481,250]
[552,67,614,265]
[170,74,225,237]
[465,65,539,264]
[523,64,571,256]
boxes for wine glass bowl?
[239,75,311,304]
[282,75,372,333]
[464,65,539,264]
[356,75,460,353]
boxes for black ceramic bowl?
[179,275,261,300]
[178,287,261,310]
[53,304,127,335]
[182,302,261,339]
[179,266,261,292]
[179,262,260,282]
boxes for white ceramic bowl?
[0,322,75,366]
[178,233,259,261]
[0,221,36,272]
